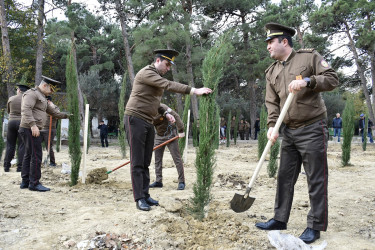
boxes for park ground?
[0,138,374,249]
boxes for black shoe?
[177,182,185,190]
[49,163,56,167]
[136,199,151,211]
[20,181,29,189]
[145,196,159,206]
[16,167,22,172]
[4,168,10,172]
[299,227,320,244]
[28,183,51,192]
[149,181,163,188]
[255,219,287,230]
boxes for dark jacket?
[98,124,108,136]
[332,117,342,128]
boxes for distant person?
[3,84,30,172]
[230,116,236,139]
[220,117,226,140]
[245,120,251,140]
[359,114,374,143]
[150,104,185,190]
[40,96,62,166]
[254,117,260,140]
[98,121,108,147]
[332,113,342,142]
[238,119,245,140]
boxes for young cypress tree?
[226,111,231,147]
[341,97,355,166]
[190,35,232,220]
[66,44,82,186]
[267,140,280,177]
[258,105,268,160]
[0,110,4,160]
[118,72,127,158]
[56,119,61,152]
[179,95,191,157]
[192,119,198,147]
[233,110,240,145]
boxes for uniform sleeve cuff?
[268,122,275,128]
[309,76,317,90]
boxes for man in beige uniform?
[124,49,212,211]
[19,76,69,192]
[255,23,339,244]
[3,84,30,172]
[40,96,61,167]
[150,104,186,190]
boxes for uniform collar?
[279,50,296,65]
[150,63,162,76]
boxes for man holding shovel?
[254,23,339,244]
[149,103,186,190]
[124,49,211,211]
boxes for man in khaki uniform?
[150,104,185,190]
[19,76,69,192]
[255,23,339,244]
[3,84,30,172]
[40,96,61,167]
[124,49,212,211]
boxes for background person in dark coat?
[332,113,342,142]
[98,121,109,147]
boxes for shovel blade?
[230,193,255,213]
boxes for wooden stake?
[82,104,89,184]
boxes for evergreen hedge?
[179,95,190,157]
[258,105,268,160]
[341,97,354,166]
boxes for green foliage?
[258,106,268,160]
[234,110,240,145]
[179,95,191,157]
[192,120,198,147]
[226,111,231,147]
[56,120,61,153]
[118,73,127,159]
[341,97,355,166]
[190,35,232,220]
[0,110,4,160]
[66,44,82,186]
[267,140,280,178]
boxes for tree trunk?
[186,43,199,120]
[0,0,15,97]
[35,0,44,85]
[344,21,375,123]
[114,0,135,86]
[296,26,305,48]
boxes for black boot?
[145,196,159,206]
[149,181,163,188]
[136,199,151,211]
[28,183,50,192]
[20,181,29,189]
[299,228,320,244]
[255,218,287,230]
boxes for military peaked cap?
[16,84,30,92]
[154,49,179,65]
[265,23,296,42]
[41,75,61,85]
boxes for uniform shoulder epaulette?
[265,61,277,73]
[297,48,315,53]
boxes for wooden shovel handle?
[107,135,179,174]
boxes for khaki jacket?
[265,49,339,129]
[238,122,245,132]
[153,104,184,136]
[125,64,192,124]
[20,87,68,129]
[41,103,60,131]
[7,93,23,120]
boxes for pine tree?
[341,97,355,166]
[226,111,231,147]
[56,119,61,152]
[190,34,232,220]
[267,140,280,178]
[258,105,268,160]
[0,110,4,160]
[118,72,127,158]
[179,95,190,157]
[66,44,82,186]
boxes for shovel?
[106,135,179,174]
[230,90,296,213]
[43,116,53,167]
